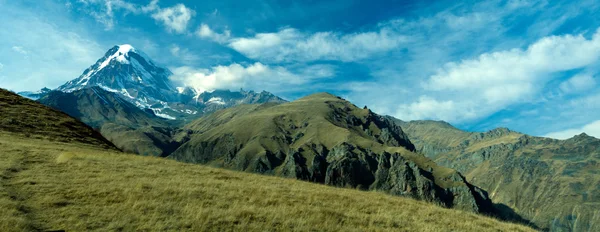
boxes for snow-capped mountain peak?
[57,44,175,100]
[102,44,134,65]
[18,44,286,121]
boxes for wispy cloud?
[151,4,195,34]
[0,1,103,91]
[396,29,600,122]
[544,120,600,139]
[197,24,230,44]
[559,74,597,94]
[170,63,335,94]
[169,44,200,64]
[74,0,194,33]
[11,46,29,55]
[226,27,409,63]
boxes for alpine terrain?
[18,45,285,156]
[0,88,534,231]
[391,118,600,231]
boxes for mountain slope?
[45,44,287,122]
[58,44,176,103]
[391,118,600,231]
[0,88,534,231]
[38,87,176,156]
[0,88,115,149]
[40,87,168,129]
[0,134,534,231]
[170,93,496,214]
[17,87,51,100]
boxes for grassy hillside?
[171,93,499,214]
[0,133,535,231]
[393,118,600,231]
[38,87,177,156]
[0,88,115,149]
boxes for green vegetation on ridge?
[0,133,535,231]
[393,118,600,231]
[170,93,497,214]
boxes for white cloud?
[74,0,193,33]
[141,0,159,13]
[0,62,3,71]
[169,44,200,64]
[0,1,103,91]
[151,4,195,34]
[544,120,600,139]
[170,63,334,94]
[12,46,28,55]
[227,27,409,62]
[79,0,140,30]
[559,74,596,94]
[197,24,230,44]
[395,29,600,123]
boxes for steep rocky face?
[58,45,176,104]
[391,118,600,232]
[18,45,286,123]
[169,93,495,214]
[38,44,287,122]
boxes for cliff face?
[393,118,600,231]
[169,93,495,214]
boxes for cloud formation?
[170,63,334,94]
[544,120,600,139]
[11,46,29,55]
[75,0,194,33]
[151,4,195,34]
[559,74,596,94]
[0,1,103,91]
[197,24,231,44]
[196,26,409,63]
[396,29,600,122]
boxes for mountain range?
[391,119,600,231]
[19,44,285,156]
[14,44,600,231]
[0,88,533,231]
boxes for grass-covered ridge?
[170,92,502,213]
[0,133,535,231]
[394,118,600,231]
[0,88,115,149]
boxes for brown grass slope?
[0,133,536,232]
[393,118,600,231]
[0,88,535,231]
[38,87,177,156]
[170,93,499,214]
[0,88,115,149]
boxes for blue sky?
[1,0,600,139]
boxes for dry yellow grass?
[0,133,535,232]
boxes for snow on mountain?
[207,97,226,105]
[17,44,287,121]
[17,87,51,100]
[56,44,180,119]
[58,44,175,99]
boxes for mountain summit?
[57,44,176,106]
[27,44,286,121]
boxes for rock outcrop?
[392,117,600,231]
[170,93,496,214]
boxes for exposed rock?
[169,93,496,214]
